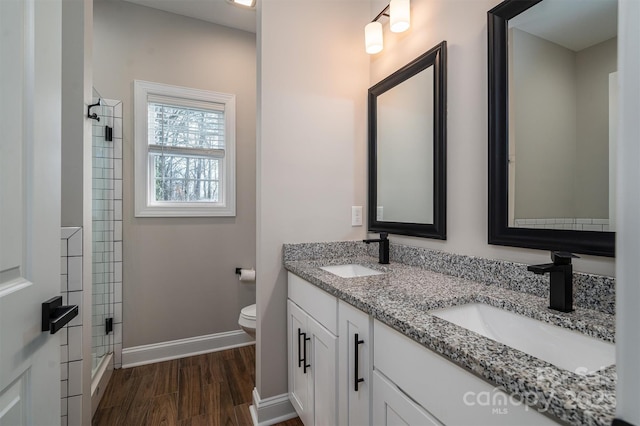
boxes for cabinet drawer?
[373,320,558,425]
[288,272,337,334]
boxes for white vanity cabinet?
[338,300,371,426]
[288,272,560,426]
[288,273,372,426]
[287,273,338,426]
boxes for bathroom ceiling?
[122,0,256,33]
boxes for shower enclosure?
[90,88,122,378]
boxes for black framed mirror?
[488,0,616,257]
[368,41,447,239]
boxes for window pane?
[148,103,225,150]
[153,154,220,202]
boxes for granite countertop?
[284,255,616,426]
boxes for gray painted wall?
[256,0,370,401]
[93,0,257,348]
[511,28,578,220]
[61,0,92,228]
[575,37,617,218]
[510,30,616,221]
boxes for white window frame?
[134,80,236,217]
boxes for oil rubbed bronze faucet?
[528,251,579,312]
[363,232,390,264]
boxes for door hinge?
[105,317,113,335]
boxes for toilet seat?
[239,304,256,337]
[240,304,256,322]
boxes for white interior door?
[0,0,63,424]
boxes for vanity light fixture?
[364,0,410,54]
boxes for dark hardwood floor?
[93,345,303,426]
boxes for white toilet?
[238,304,256,337]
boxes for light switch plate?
[352,206,363,226]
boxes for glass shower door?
[91,88,115,376]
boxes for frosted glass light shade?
[231,0,255,7]
[365,21,383,54]
[390,0,410,33]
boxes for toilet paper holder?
[235,268,243,275]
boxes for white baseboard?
[121,329,254,368]
[249,387,297,426]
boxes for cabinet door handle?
[354,333,365,391]
[298,328,304,368]
[303,333,311,374]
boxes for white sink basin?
[320,264,384,278]
[430,303,614,373]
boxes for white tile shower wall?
[60,227,83,426]
[513,218,610,231]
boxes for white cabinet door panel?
[308,314,337,426]
[288,300,311,424]
[338,300,371,426]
